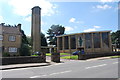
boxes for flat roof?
[56,30,111,37]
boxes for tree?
[111,30,120,48]
[47,24,65,45]
[21,30,29,44]
[41,33,47,46]
[20,30,31,56]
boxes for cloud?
[69,18,75,23]
[100,0,114,2]
[65,26,74,32]
[25,16,31,22]
[96,4,112,10]
[69,18,84,24]
[84,25,102,32]
[0,16,4,22]
[94,26,101,28]
[83,28,96,32]
[8,0,57,16]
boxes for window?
[70,35,76,49]
[102,32,109,48]
[9,47,17,52]
[93,33,101,48]
[85,33,92,48]
[58,37,62,50]
[0,35,3,40]
[64,36,69,49]
[9,36,16,41]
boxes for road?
[2,58,119,78]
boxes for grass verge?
[60,55,78,60]
[111,56,120,58]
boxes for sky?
[0,0,119,37]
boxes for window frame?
[8,35,16,42]
[9,47,17,52]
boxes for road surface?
[2,58,119,78]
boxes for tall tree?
[47,24,65,45]
[41,33,47,46]
[20,30,31,56]
[111,30,120,48]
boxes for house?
[56,31,112,54]
[0,23,22,56]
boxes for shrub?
[19,44,31,56]
[2,52,10,57]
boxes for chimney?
[17,24,21,31]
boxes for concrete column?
[57,37,59,52]
[68,36,71,53]
[76,35,78,49]
[31,6,41,53]
[100,33,103,51]
[91,33,94,52]
[83,34,85,51]
[62,36,65,52]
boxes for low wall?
[2,56,46,65]
[78,52,120,60]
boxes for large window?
[70,35,76,49]
[9,47,17,52]
[64,36,69,49]
[59,37,62,50]
[0,35,3,40]
[9,36,16,41]
[102,32,109,48]
[93,33,101,48]
[85,33,92,48]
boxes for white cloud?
[83,28,96,32]
[25,16,31,22]
[65,26,74,32]
[69,18,84,24]
[94,26,101,28]
[100,0,114,2]
[0,16,4,22]
[96,5,112,10]
[84,25,102,32]
[8,0,57,16]
[69,18,75,23]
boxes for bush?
[2,52,10,57]
[19,44,31,56]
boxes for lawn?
[111,56,120,58]
[60,55,78,60]
[46,53,70,56]
[33,53,78,60]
